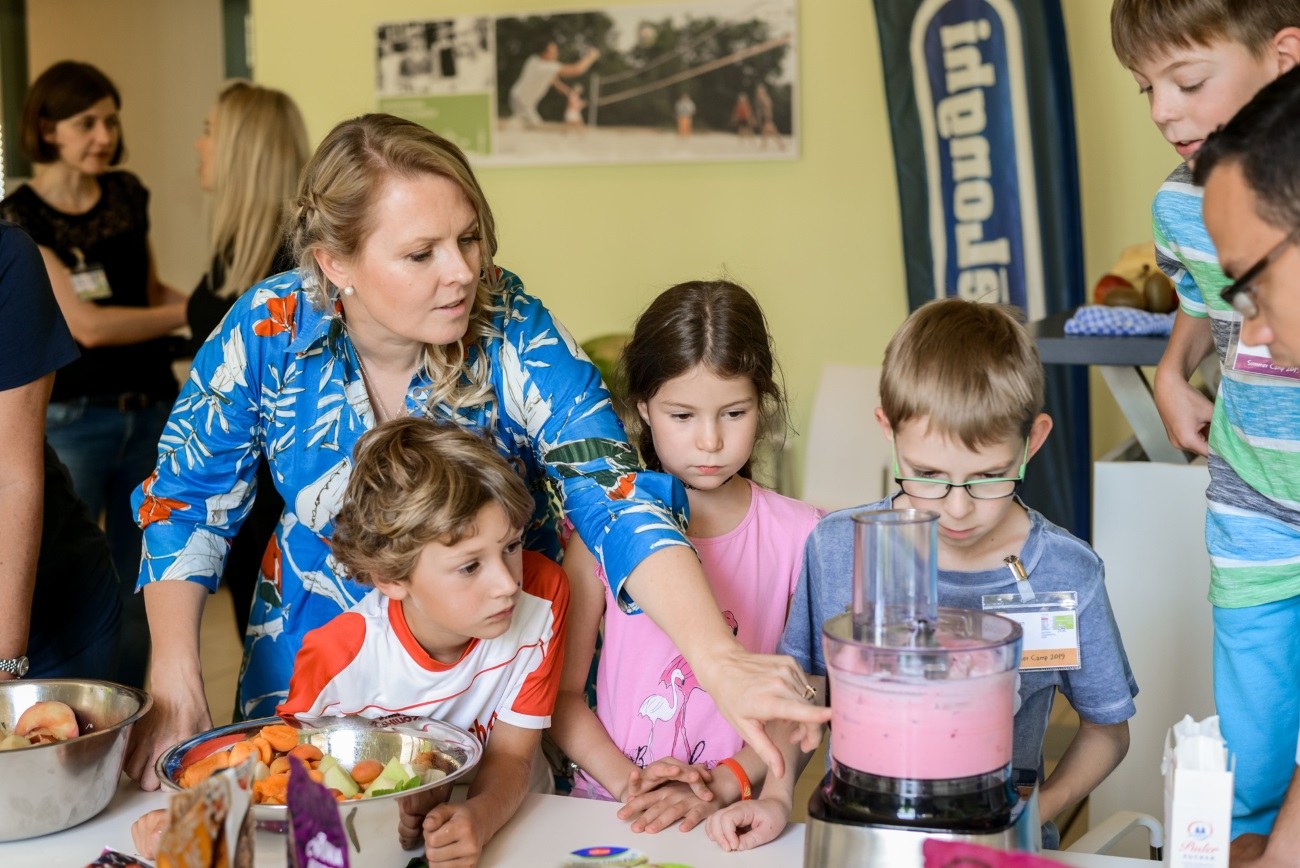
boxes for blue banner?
[873,0,1091,539]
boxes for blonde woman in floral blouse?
[123,115,826,790]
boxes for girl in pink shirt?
[550,280,822,833]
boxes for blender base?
[803,779,1041,866]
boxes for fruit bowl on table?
[156,715,483,836]
[0,679,152,842]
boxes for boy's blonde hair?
[879,298,1043,449]
[1111,0,1300,68]
[330,418,534,586]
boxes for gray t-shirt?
[779,496,1139,778]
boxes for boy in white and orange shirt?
[278,418,568,866]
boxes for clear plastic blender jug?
[821,509,1023,829]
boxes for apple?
[1093,273,1135,305]
[15,700,79,741]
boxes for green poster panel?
[378,93,492,157]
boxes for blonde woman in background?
[184,81,309,640]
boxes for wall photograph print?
[375,0,799,166]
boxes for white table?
[0,777,1153,867]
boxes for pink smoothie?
[828,665,1016,779]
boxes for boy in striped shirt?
[1112,0,1300,838]
[279,418,568,865]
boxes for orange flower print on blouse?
[258,535,284,607]
[253,294,297,339]
[608,472,637,500]
[137,470,189,527]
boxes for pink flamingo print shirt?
[575,481,823,799]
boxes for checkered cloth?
[1064,305,1176,337]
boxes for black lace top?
[0,172,177,404]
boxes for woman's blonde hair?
[209,81,309,298]
[330,418,534,586]
[288,114,501,416]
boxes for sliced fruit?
[321,762,360,798]
[227,738,258,767]
[259,724,298,753]
[289,743,323,763]
[181,732,247,769]
[179,750,231,788]
[0,733,32,750]
[350,758,384,785]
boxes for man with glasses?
[1196,66,1300,868]
[774,297,1136,851]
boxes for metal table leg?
[1097,366,1188,465]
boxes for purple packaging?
[286,756,349,868]
[84,848,152,867]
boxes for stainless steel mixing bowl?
[0,679,152,841]
[157,715,483,852]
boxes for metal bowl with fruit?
[0,679,152,842]
[157,715,482,839]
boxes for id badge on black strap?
[69,246,112,301]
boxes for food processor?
[804,508,1039,865]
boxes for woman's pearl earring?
[342,285,355,297]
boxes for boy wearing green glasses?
[771,298,1137,851]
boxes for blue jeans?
[45,398,170,689]
[1213,597,1300,837]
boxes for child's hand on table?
[419,802,487,867]
[705,797,789,851]
[618,779,722,833]
[624,757,714,801]
[396,784,452,850]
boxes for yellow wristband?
[718,757,752,801]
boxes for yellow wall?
[252,0,1183,483]
[1061,2,1182,457]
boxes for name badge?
[982,590,1080,671]
[71,264,111,300]
[1228,318,1300,381]
[68,246,112,301]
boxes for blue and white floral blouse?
[133,268,690,719]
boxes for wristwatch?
[0,656,29,678]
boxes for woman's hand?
[126,581,212,790]
[124,672,212,790]
[693,647,829,780]
[705,798,790,852]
